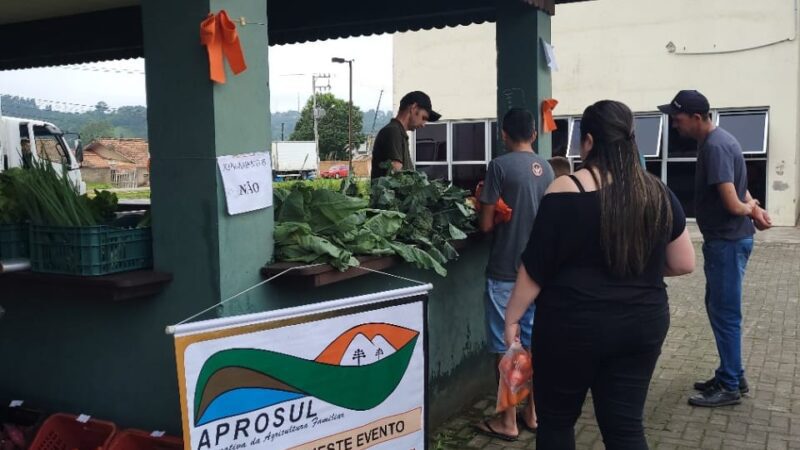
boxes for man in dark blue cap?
[659,90,771,407]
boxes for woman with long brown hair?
[504,100,695,449]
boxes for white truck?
[0,115,86,194]
[271,141,317,180]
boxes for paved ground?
[431,225,800,449]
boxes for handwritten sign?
[217,152,273,215]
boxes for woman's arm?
[504,265,542,347]
[664,228,695,277]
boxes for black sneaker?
[688,382,742,407]
[693,376,749,394]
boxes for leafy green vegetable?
[272,171,476,276]
[0,158,96,226]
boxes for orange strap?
[200,10,247,84]
[542,98,559,133]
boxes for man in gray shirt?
[474,108,554,440]
[659,90,771,408]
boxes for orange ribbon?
[200,10,247,84]
[542,98,559,133]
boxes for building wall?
[394,0,800,225]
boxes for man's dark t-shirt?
[479,151,554,281]
[371,119,412,179]
[695,127,755,241]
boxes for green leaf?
[389,242,447,277]
[448,223,467,241]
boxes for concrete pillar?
[141,0,272,319]
[496,2,553,158]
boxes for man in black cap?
[370,91,441,179]
[658,90,771,408]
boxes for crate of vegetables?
[0,223,29,259]
[29,225,153,276]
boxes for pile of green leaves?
[370,170,476,266]
[273,171,476,276]
[0,169,26,224]
[0,159,120,227]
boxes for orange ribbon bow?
[542,98,559,133]
[200,10,247,84]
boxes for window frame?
[413,120,491,182]
[714,108,769,155]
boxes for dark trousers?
[532,304,669,450]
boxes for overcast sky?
[0,34,392,113]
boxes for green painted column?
[140,0,272,320]
[495,2,553,158]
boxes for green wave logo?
[193,323,419,426]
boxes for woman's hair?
[580,100,673,278]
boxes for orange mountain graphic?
[315,323,419,365]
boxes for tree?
[352,348,366,366]
[290,93,365,161]
[80,120,116,143]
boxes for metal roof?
[0,1,590,71]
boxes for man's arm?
[479,204,496,233]
[717,182,757,216]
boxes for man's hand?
[504,322,520,349]
[751,206,772,231]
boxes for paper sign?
[76,414,91,423]
[9,400,23,407]
[541,38,559,71]
[217,152,273,215]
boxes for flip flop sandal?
[472,419,518,442]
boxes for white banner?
[216,152,273,215]
[172,287,429,450]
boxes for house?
[81,138,150,187]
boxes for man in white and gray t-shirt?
[475,108,554,441]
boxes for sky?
[0,34,392,114]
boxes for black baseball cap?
[400,91,441,122]
[658,90,710,115]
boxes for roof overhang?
[0,0,591,71]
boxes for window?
[552,118,569,158]
[666,162,697,217]
[453,122,485,161]
[415,123,447,162]
[490,121,499,156]
[32,125,68,165]
[414,121,490,193]
[634,115,662,158]
[717,111,767,154]
[568,119,582,157]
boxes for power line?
[0,93,125,113]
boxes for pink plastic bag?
[495,341,533,412]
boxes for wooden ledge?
[262,255,400,287]
[0,270,173,301]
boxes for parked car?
[320,165,349,179]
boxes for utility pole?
[281,123,285,141]
[311,73,331,163]
[332,57,354,174]
[371,89,384,134]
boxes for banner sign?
[216,152,273,215]
[171,286,430,450]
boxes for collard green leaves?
[273,172,476,276]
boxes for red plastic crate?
[106,430,182,450]
[29,413,117,450]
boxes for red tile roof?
[85,138,150,168]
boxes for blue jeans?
[484,278,535,353]
[703,237,753,390]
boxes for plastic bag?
[495,341,533,413]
